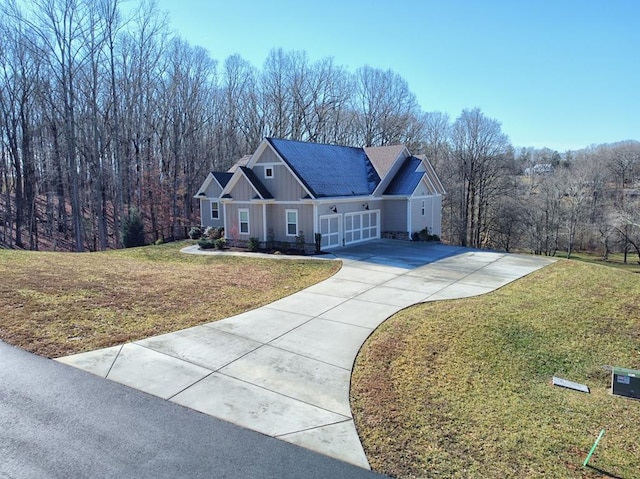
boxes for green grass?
[569,251,640,273]
[0,241,339,358]
[351,260,640,478]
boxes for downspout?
[407,198,412,238]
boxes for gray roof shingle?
[267,138,380,198]
[384,156,424,195]
[212,172,233,188]
[239,166,274,199]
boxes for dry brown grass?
[0,241,339,357]
[351,260,640,478]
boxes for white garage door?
[344,210,380,245]
[319,214,341,249]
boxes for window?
[211,201,219,220]
[286,209,298,236]
[421,200,425,216]
[239,209,249,234]
[265,167,273,179]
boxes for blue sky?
[154,0,639,152]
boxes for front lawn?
[351,260,640,478]
[0,241,339,358]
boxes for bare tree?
[449,108,511,247]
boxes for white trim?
[246,139,316,199]
[313,196,374,204]
[263,203,267,241]
[210,200,220,220]
[313,203,318,238]
[407,199,412,235]
[195,172,227,198]
[371,146,411,196]
[219,199,273,205]
[264,166,274,179]
[221,169,267,200]
[239,208,250,235]
[194,172,214,197]
[285,209,299,237]
[343,210,380,246]
[423,158,446,194]
[223,202,228,236]
[319,214,341,249]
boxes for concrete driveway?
[58,240,555,469]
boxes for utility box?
[611,367,640,400]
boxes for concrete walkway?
[57,240,555,469]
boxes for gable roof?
[416,154,446,195]
[364,145,407,177]
[267,138,380,198]
[212,172,233,188]
[384,155,447,196]
[238,166,273,199]
[228,155,251,173]
[195,171,233,197]
[384,156,425,195]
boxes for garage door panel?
[344,211,379,246]
[320,214,341,249]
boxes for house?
[195,138,445,250]
[524,163,555,176]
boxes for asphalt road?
[0,341,386,479]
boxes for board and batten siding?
[227,175,255,201]
[200,177,225,228]
[381,199,408,232]
[254,147,309,201]
[268,204,314,243]
[410,197,436,235]
[200,199,225,228]
[224,203,265,239]
[320,199,382,216]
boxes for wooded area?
[1,0,639,259]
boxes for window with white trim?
[239,209,249,234]
[285,209,298,236]
[211,201,219,219]
[421,200,425,216]
[265,167,273,179]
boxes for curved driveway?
[58,240,555,469]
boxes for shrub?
[416,227,440,242]
[229,224,239,246]
[411,232,420,241]
[214,238,226,250]
[198,239,216,249]
[204,226,223,240]
[121,208,146,248]
[248,237,260,252]
[188,226,203,240]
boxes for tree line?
[1,0,638,259]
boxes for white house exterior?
[195,138,445,249]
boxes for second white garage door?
[344,210,380,246]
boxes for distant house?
[195,138,445,250]
[524,163,555,176]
